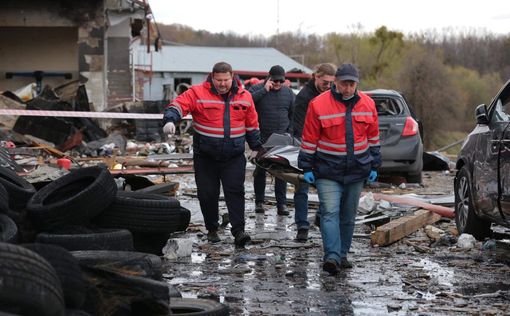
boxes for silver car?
[365,89,424,183]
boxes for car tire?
[0,166,36,212]
[22,243,86,309]
[454,166,491,240]
[35,228,134,251]
[27,166,117,231]
[0,242,65,316]
[0,214,18,243]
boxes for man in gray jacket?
[249,65,295,215]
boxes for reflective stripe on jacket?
[163,76,261,160]
[298,89,381,183]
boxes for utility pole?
[276,0,280,46]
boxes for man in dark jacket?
[249,65,295,216]
[162,62,262,248]
[291,63,336,241]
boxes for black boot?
[295,229,308,242]
[277,205,289,216]
[255,202,266,214]
[234,231,251,248]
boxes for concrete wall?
[0,0,146,112]
[0,27,79,92]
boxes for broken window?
[373,97,403,116]
[491,87,510,123]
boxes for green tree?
[368,26,404,80]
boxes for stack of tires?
[0,165,228,315]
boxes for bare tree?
[398,47,460,149]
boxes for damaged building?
[0,0,153,111]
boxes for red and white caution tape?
[0,109,163,120]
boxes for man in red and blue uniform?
[298,63,381,274]
[162,62,262,248]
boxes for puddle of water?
[459,283,510,296]
[191,252,206,263]
[413,258,455,287]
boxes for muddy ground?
[162,168,510,315]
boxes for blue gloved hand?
[303,171,315,184]
[368,170,378,183]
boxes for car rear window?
[373,97,404,116]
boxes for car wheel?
[454,166,491,240]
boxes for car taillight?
[402,117,419,136]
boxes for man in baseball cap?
[335,63,359,82]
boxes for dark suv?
[365,89,424,183]
[454,79,510,240]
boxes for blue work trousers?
[294,183,322,230]
[315,178,364,263]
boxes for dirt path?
[164,171,510,315]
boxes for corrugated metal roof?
[136,45,312,74]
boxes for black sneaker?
[234,231,251,248]
[277,205,290,216]
[207,231,220,243]
[323,259,340,275]
[314,215,321,228]
[295,229,308,242]
[339,257,353,269]
[255,202,266,214]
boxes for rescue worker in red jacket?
[298,63,381,274]
[162,62,262,248]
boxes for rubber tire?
[70,250,163,280]
[36,228,134,251]
[454,166,491,240]
[0,213,17,243]
[0,242,65,316]
[94,191,190,234]
[132,231,171,255]
[0,166,36,212]
[27,166,117,231]
[169,298,229,316]
[23,243,86,309]
[0,183,10,213]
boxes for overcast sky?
[148,0,510,37]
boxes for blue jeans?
[294,183,322,230]
[315,179,364,263]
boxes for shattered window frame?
[373,97,404,116]
[489,85,510,123]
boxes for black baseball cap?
[335,63,359,82]
[269,65,286,81]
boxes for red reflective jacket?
[298,90,381,183]
[167,79,259,139]
[301,91,379,155]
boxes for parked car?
[364,89,424,183]
[454,79,510,240]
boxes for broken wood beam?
[370,209,442,247]
[108,166,194,176]
[136,182,179,196]
[371,193,455,218]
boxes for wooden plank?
[370,209,442,247]
[136,182,179,196]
